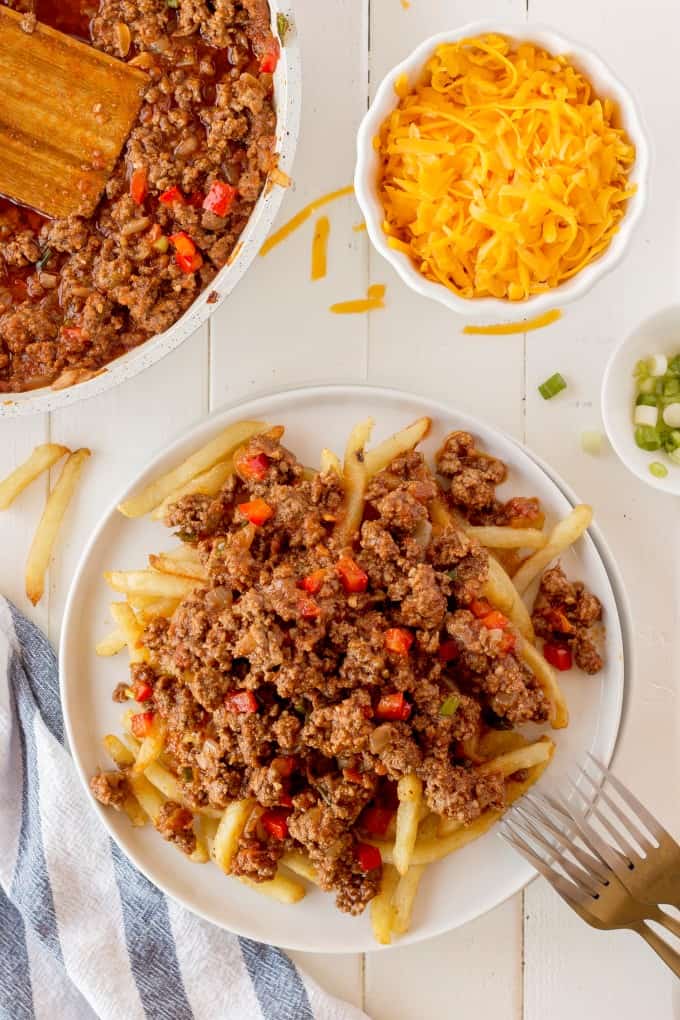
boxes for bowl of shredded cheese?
[355,23,649,321]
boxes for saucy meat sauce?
[90,430,605,915]
[0,0,278,392]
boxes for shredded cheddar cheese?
[311,216,330,280]
[260,185,354,256]
[353,222,367,232]
[330,284,386,314]
[463,308,562,334]
[376,35,636,301]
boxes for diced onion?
[580,430,603,455]
[647,354,668,377]
[662,403,680,428]
[634,404,658,427]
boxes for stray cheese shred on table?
[311,215,330,280]
[463,308,562,334]
[376,34,636,301]
[260,185,354,255]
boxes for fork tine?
[587,754,672,846]
[578,767,652,854]
[565,783,636,874]
[519,796,611,883]
[569,776,639,862]
[511,811,602,896]
[500,822,592,911]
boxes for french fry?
[238,871,306,904]
[476,737,555,778]
[477,730,528,759]
[120,711,142,751]
[483,556,535,641]
[213,799,255,874]
[135,597,181,623]
[370,864,399,945]
[103,734,136,768]
[281,851,320,885]
[519,639,570,729]
[149,552,208,581]
[364,417,431,477]
[191,831,210,864]
[128,773,164,824]
[25,448,90,605]
[150,458,235,521]
[391,865,426,935]
[110,601,147,664]
[334,417,373,546]
[465,525,547,550]
[122,795,148,827]
[144,761,189,805]
[161,544,202,565]
[96,629,127,657]
[132,715,166,774]
[118,421,268,518]
[0,443,69,510]
[394,774,423,876]
[105,570,199,600]
[512,504,593,594]
[319,448,341,475]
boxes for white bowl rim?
[354,19,651,323]
[0,0,302,418]
[601,304,680,495]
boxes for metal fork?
[500,782,680,978]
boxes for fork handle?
[650,906,680,942]
[633,922,680,978]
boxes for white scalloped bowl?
[0,2,301,418]
[354,21,650,323]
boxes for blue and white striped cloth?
[0,598,370,1020]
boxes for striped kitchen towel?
[0,598,370,1020]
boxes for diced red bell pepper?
[169,232,203,274]
[176,250,203,273]
[237,498,273,526]
[337,556,368,594]
[261,808,289,841]
[203,180,237,217]
[271,755,297,778]
[130,679,153,703]
[299,598,320,620]
[343,767,363,784]
[259,39,280,73]
[61,325,88,343]
[438,640,459,662]
[187,191,204,208]
[237,452,269,481]
[130,167,148,205]
[498,631,516,655]
[130,711,155,738]
[384,627,413,655]
[225,690,259,713]
[299,569,325,595]
[470,598,493,619]
[278,793,293,807]
[360,806,394,836]
[355,842,382,872]
[375,692,411,722]
[481,610,509,631]
[543,642,573,671]
[159,186,185,205]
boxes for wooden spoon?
[0,7,146,220]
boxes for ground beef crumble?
[532,564,605,674]
[91,429,605,917]
[0,0,277,393]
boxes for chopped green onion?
[638,377,655,394]
[635,393,657,407]
[277,11,290,41]
[664,378,680,397]
[580,430,603,455]
[35,247,52,272]
[166,0,179,7]
[153,236,169,253]
[647,354,668,377]
[182,766,193,782]
[649,461,668,479]
[538,372,567,400]
[634,425,661,451]
[669,448,680,465]
[668,355,680,375]
[446,568,457,580]
[634,359,649,381]
[439,694,460,717]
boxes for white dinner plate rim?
[60,383,629,952]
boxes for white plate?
[0,1,301,418]
[60,385,627,952]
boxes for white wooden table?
[2,0,679,1016]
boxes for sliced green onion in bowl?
[538,372,567,400]
[638,377,655,395]
[647,354,668,377]
[635,393,657,407]
[649,461,668,479]
[634,425,661,451]
[439,694,460,717]
[634,404,658,427]
[669,448,680,465]
[580,430,603,455]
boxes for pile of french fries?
[0,443,90,605]
[95,415,594,943]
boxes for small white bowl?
[354,20,650,323]
[602,306,680,495]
